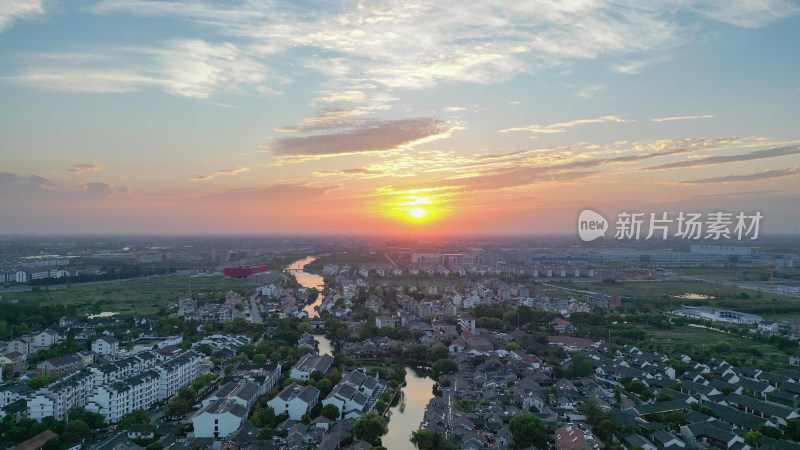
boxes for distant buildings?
[585,294,621,310]
[223,265,269,278]
[673,305,762,325]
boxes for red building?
[224,265,269,278]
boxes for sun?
[408,207,428,220]
[379,193,446,225]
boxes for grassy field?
[0,275,251,316]
[645,325,792,368]
[536,279,800,316]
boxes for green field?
[537,279,800,317]
[0,275,251,316]
[645,325,792,369]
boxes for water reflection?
[316,334,333,357]
[384,367,435,450]
[285,256,324,318]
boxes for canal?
[285,256,325,318]
[384,367,435,450]
[284,256,435,449]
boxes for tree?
[195,343,212,356]
[785,419,800,441]
[26,376,54,389]
[565,355,594,378]
[744,431,762,446]
[252,406,277,428]
[322,404,340,421]
[297,321,313,334]
[353,412,387,445]
[253,353,268,364]
[314,378,333,397]
[407,344,430,360]
[177,387,196,404]
[509,414,547,449]
[165,400,189,419]
[410,430,458,450]
[581,398,603,425]
[62,419,89,444]
[432,359,458,377]
[429,346,449,361]
[116,409,150,429]
[68,406,105,430]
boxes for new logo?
[578,209,608,242]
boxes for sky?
[1,0,799,236]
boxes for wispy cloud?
[575,85,606,99]
[644,144,800,170]
[443,106,467,112]
[191,167,250,182]
[500,115,629,135]
[265,118,460,161]
[275,107,387,134]
[69,163,104,174]
[0,170,54,187]
[613,60,649,74]
[681,168,800,184]
[651,115,714,122]
[0,0,45,34]
[9,40,272,99]
[313,168,386,178]
[72,0,798,107]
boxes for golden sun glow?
[378,194,448,226]
[409,207,428,219]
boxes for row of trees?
[0,407,105,449]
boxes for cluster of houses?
[177,291,251,324]
[321,261,507,280]
[185,348,387,449]
[0,317,106,378]
[411,317,800,450]
[193,364,282,438]
[0,347,203,423]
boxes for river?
[383,368,435,450]
[285,256,325,318]
[284,256,435,449]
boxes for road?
[444,375,458,439]
[247,291,263,324]
[384,252,398,266]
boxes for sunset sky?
[1,0,799,235]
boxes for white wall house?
[267,383,320,420]
[290,353,334,381]
[92,336,119,355]
[90,352,158,386]
[155,350,201,401]
[192,400,249,439]
[86,370,160,423]
[27,372,95,421]
[32,329,60,349]
[321,370,386,420]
